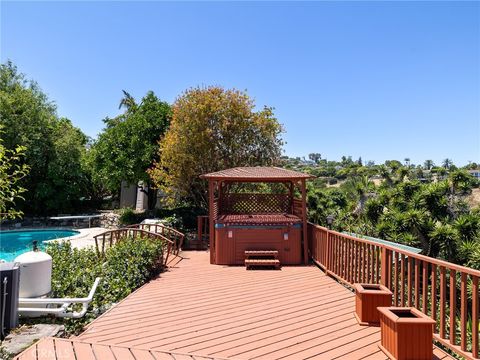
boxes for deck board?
[15,251,454,360]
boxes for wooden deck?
[16,251,453,359]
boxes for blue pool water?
[0,229,79,261]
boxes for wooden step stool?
[244,250,280,270]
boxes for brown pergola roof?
[200,167,315,181]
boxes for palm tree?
[379,165,393,187]
[453,214,479,242]
[442,158,453,170]
[430,223,458,262]
[424,160,434,170]
[118,90,138,112]
[344,176,375,216]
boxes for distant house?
[468,169,480,179]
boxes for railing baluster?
[335,235,339,276]
[394,251,399,306]
[369,244,374,283]
[338,237,342,278]
[450,269,457,345]
[333,235,337,274]
[460,272,467,351]
[356,241,360,283]
[432,264,437,332]
[401,254,405,307]
[415,258,420,308]
[387,249,392,289]
[366,244,372,284]
[422,261,428,314]
[345,239,350,283]
[375,247,380,284]
[362,242,367,283]
[351,240,355,283]
[473,275,479,358]
[94,236,99,255]
[440,266,446,338]
[408,257,412,306]
[336,235,340,276]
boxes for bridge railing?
[126,223,184,255]
[308,222,480,360]
[93,228,174,266]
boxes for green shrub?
[154,206,204,230]
[118,207,143,225]
[45,237,164,334]
[328,178,338,185]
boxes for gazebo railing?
[308,222,480,360]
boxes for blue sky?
[1,1,479,166]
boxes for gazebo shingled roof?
[200,166,315,181]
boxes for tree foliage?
[149,86,284,208]
[90,91,171,205]
[0,61,89,214]
[0,126,29,219]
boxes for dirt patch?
[467,188,480,209]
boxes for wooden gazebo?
[200,167,314,267]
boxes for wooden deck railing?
[126,223,184,255]
[308,223,480,360]
[197,215,209,242]
[93,228,175,266]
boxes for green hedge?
[118,207,146,225]
[45,237,164,334]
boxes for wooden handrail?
[307,223,480,360]
[311,223,480,277]
[93,228,174,266]
[125,223,185,255]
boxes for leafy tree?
[44,119,90,212]
[308,153,321,164]
[91,91,171,208]
[149,86,283,208]
[0,61,88,214]
[0,126,29,219]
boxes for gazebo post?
[301,179,308,265]
[208,179,215,264]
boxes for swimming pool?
[0,229,80,261]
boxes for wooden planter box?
[377,307,435,360]
[354,283,392,326]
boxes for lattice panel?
[213,199,219,218]
[219,193,292,215]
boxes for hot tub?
[214,214,302,265]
